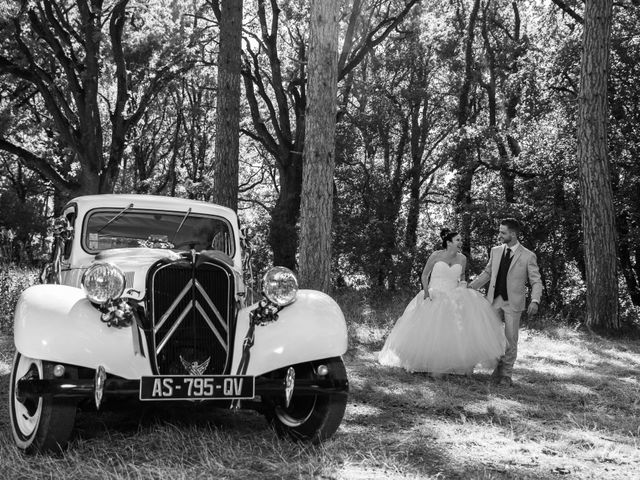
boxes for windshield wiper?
[171,208,192,244]
[97,203,134,233]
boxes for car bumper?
[16,376,349,404]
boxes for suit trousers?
[492,295,522,378]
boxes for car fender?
[14,285,152,379]
[230,289,348,376]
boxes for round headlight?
[82,263,126,304]
[262,266,298,307]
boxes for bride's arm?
[421,252,439,298]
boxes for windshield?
[83,209,235,256]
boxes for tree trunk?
[405,98,425,255]
[211,0,243,211]
[454,0,481,258]
[576,0,619,330]
[405,162,421,253]
[270,157,303,269]
[298,0,339,292]
[455,165,475,258]
[617,212,640,306]
[241,0,419,274]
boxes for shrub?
[0,265,38,334]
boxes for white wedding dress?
[379,261,506,374]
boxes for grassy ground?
[1,289,639,479]
[0,265,38,334]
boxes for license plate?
[139,375,255,401]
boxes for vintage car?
[9,194,349,453]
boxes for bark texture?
[454,0,481,258]
[240,0,419,270]
[576,0,619,330]
[298,0,339,292]
[212,0,243,211]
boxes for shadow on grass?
[2,321,639,479]
[0,372,9,432]
[343,330,640,477]
[503,367,640,426]
[71,400,269,442]
[0,364,513,479]
[342,367,562,479]
[582,341,640,365]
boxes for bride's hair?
[440,228,458,249]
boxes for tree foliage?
[1,0,638,330]
[0,0,197,197]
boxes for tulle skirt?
[379,287,506,374]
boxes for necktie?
[504,247,511,261]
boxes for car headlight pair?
[81,263,125,304]
[82,262,299,307]
[262,266,298,307]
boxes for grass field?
[1,290,639,479]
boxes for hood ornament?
[180,355,211,375]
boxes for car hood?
[87,248,242,301]
[94,248,182,267]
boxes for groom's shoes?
[491,366,513,387]
[496,376,513,387]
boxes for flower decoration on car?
[99,298,134,328]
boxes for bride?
[379,229,506,375]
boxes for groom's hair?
[501,218,521,233]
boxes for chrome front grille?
[150,260,234,375]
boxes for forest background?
[0,0,638,333]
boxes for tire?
[263,357,348,444]
[9,352,77,453]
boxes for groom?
[469,218,542,386]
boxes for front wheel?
[263,357,348,444]
[9,352,77,453]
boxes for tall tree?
[576,0,618,330]
[298,0,339,292]
[479,0,529,203]
[211,0,243,211]
[453,0,481,258]
[240,0,420,269]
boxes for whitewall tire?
[263,357,348,444]
[9,352,77,453]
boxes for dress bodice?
[429,261,462,292]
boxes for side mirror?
[52,215,74,260]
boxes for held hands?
[527,301,539,316]
[458,280,467,288]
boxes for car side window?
[62,211,76,260]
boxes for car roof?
[67,194,238,225]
